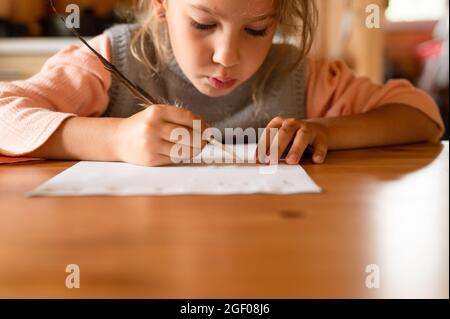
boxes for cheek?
[185,36,212,69]
[241,39,274,74]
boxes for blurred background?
[0,0,448,139]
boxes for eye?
[190,20,216,31]
[245,28,269,37]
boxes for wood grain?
[0,142,448,298]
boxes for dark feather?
[49,0,158,105]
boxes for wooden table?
[0,142,448,298]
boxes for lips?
[208,77,237,90]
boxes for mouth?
[207,77,238,90]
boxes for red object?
[416,40,443,61]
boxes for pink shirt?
[0,34,445,158]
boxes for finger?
[157,122,206,149]
[256,116,284,163]
[311,136,328,164]
[159,105,209,130]
[273,119,299,161]
[285,128,312,165]
[144,153,174,167]
[155,139,198,162]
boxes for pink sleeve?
[305,58,445,137]
[0,34,112,157]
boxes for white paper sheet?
[28,144,321,197]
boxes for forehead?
[183,0,275,19]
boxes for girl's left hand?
[257,117,330,165]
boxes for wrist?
[111,118,126,162]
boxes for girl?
[0,0,445,166]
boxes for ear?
[151,0,167,20]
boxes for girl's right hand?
[114,104,209,166]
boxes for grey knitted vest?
[104,24,306,139]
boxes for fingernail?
[314,155,323,162]
[287,154,297,163]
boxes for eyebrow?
[189,3,275,22]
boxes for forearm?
[306,104,442,150]
[26,117,122,161]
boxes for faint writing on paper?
[28,150,322,197]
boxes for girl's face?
[158,0,278,97]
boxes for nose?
[212,31,240,68]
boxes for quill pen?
[50,0,157,105]
[49,0,239,161]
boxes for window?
[386,0,448,22]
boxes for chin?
[201,87,234,97]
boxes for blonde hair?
[129,0,318,109]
